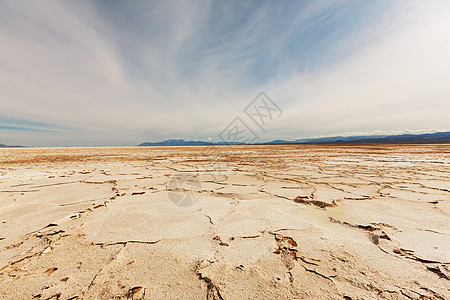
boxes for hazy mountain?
[0,143,24,148]
[267,132,450,144]
[293,135,389,143]
[139,132,450,146]
[334,131,450,144]
[138,139,213,146]
[138,139,249,146]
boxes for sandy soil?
[0,145,449,299]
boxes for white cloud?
[270,0,450,139]
[0,0,449,146]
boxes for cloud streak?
[0,0,449,146]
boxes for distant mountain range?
[325,131,450,144]
[138,131,450,146]
[138,139,246,147]
[0,143,24,148]
[138,139,214,147]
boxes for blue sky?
[1,0,449,146]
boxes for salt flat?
[0,145,449,299]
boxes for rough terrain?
[0,145,449,299]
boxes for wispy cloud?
[0,0,449,146]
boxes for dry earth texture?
[0,145,449,299]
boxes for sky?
[1,0,450,146]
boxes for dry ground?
[0,144,449,299]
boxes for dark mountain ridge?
[0,143,24,148]
[138,131,450,146]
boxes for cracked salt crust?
[0,144,449,299]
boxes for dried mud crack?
[1,144,449,299]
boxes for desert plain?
[0,144,449,299]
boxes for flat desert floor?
[0,145,449,299]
